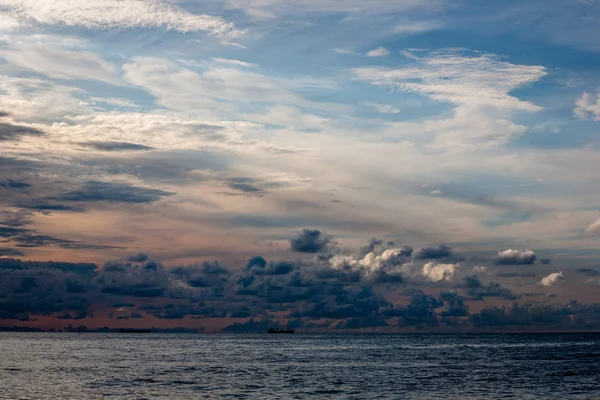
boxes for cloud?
[363,102,401,114]
[575,268,600,277]
[366,47,389,57]
[81,142,155,152]
[539,272,564,287]
[394,21,441,35]
[13,203,85,213]
[0,43,119,84]
[0,122,45,141]
[211,58,258,69]
[574,91,600,121]
[0,210,34,227]
[290,229,331,253]
[127,253,149,263]
[463,275,518,300]
[0,179,30,189]
[413,244,453,260]
[53,181,174,204]
[353,49,546,111]
[0,247,24,257]
[96,260,170,297]
[494,249,537,265]
[539,258,551,265]
[0,0,242,38]
[422,262,459,282]
[584,218,600,235]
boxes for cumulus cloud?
[494,249,537,265]
[413,244,454,260]
[574,91,600,121]
[462,275,517,300]
[366,47,389,57]
[539,272,564,287]
[329,245,410,283]
[585,218,600,235]
[0,0,242,38]
[422,262,459,282]
[290,229,331,253]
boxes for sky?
[1,0,600,332]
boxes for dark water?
[1,333,600,399]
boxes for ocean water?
[1,333,600,399]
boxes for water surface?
[1,333,600,399]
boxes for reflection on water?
[1,333,600,399]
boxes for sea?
[1,332,600,399]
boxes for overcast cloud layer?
[1,0,600,331]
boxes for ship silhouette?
[267,327,295,334]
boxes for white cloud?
[0,76,90,119]
[584,218,600,235]
[574,91,600,121]
[353,49,547,148]
[353,49,546,111]
[0,43,118,84]
[472,266,488,274]
[422,262,459,282]
[0,0,242,38]
[332,48,358,55]
[363,102,401,114]
[211,58,259,69]
[539,271,564,287]
[0,13,19,30]
[225,0,435,14]
[122,57,332,118]
[394,21,441,35]
[246,105,329,130]
[366,47,389,57]
[330,248,409,276]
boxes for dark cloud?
[96,260,170,297]
[81,141,155,152]
[359,238,383,256]
[462,275,519,300]
[127,253,149,263]
[0,179,30,189]
[290,229,331,253]
[399,291,443,327]
[170,261,229,288]
[413,244,453,260]
[223,318,279,332]
[13,203,86,213]
[575,268,600,277]
[540,258,551,265]
[439,292,470,318]
[0,226,30,238]
[0,263,95,320]
[0,111,11,117]
[468,302,600,330]
[54,181,174,204]
[494,249,537,265]
[227,182,264,194]
[246,256,267,270]
[496,271,536,278]
[335,316,388,329]
[0,210,34,227]
[0,247,24,257]
[0,122,45,141]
